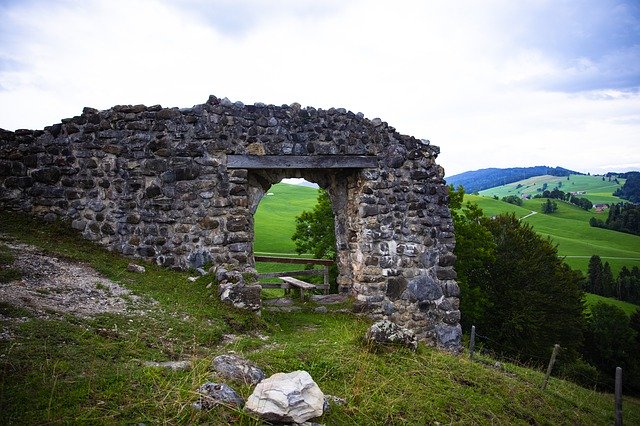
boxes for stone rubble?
[365,319,418,351]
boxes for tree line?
[532,187,593,211]
[590,202,640,236]
[584,255,640,304]
[614,171,640,203]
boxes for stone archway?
[243,167,360,294]
[0,96,461,351]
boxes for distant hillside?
[479,174,625,205]
[446,166,581,194]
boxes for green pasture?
[478,174,626,204]
[253,182,319,254]
[467,195,640,275]
[584,293,639,316]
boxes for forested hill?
[614,171,640,203]
[446,166,581,193]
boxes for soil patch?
[0,237,154,328]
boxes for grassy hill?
[1,213,639,424]
[253,183,319,254]
[479,174,626,204]
[446,166,578,194]
[584,293,639,316]
[466,195,640,275]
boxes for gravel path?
[0,237,154,325]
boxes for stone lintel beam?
[227,155,378,169]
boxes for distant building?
[594,204,609,213]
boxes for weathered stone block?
[31,167,61,184]
[403,275,443,302]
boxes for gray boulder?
[192,382,244,410]
[245,370,325,423]
[365,319,418,351]
[212,354,265,385]
[218,282,261,312]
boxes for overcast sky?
[1,0,638,176]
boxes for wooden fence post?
[542,344,560,390]
[469,325,476,360]
[615,367,623,426]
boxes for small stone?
[193,382,244,410]
[127,263,146,273]
[188,276,198,282]
[213,354,265,385]
[143,360,191,371]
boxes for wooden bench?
[255,256,332,295]
[280,276,316,300]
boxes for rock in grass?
[193,382,245,410]
[245,370,324,424]
[365,319,417,351]
[212,354,265,385]
[143,360,191,371]
[218,282,261,312]
[322,394,347,413]
[127,263,145,273]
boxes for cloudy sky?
[0,0,638,176]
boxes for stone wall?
[0,95,461,351]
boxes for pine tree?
[587,255,604,295]
[602,262,615,297]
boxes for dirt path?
[0,237,154,326]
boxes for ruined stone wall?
[0,95,461,350]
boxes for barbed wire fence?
[467,325,624,424]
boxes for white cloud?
[0,0,638,176]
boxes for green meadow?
[253,182,319,255]
[466,195,640,275]
[479,174,626,204]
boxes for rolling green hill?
[253,183,320,254]
[479,174,626,204]
[466,195,640,274]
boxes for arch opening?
[246,168,360,295]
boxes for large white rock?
[244,370,324,423]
